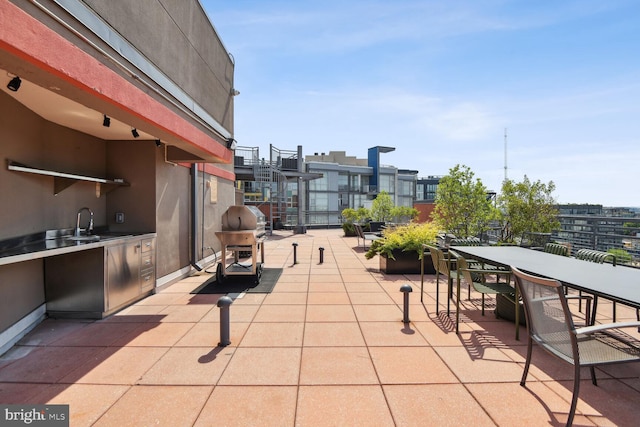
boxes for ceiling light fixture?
[131,128,139,138]
[102,114,111,127]
[7,76,21,92]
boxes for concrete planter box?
[379,249,436,274]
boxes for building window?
[416,183,424,201]
[309,193,329,211]
[338,173,349,192]
[308,173,328,191]
[379,174,395,194]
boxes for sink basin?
[66,235,100,242]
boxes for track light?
[131,128,139,138]
[7,76,21,92]
[102,114,110,127]
[226,138,237,149]
[155,139,162,147]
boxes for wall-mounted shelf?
[6,159,129,197]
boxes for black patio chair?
[449,250,513,333]
[512,266,640,427]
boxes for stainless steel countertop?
[0,232,156,266]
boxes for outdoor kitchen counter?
[0,232,156,266]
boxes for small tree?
[370,191,394,222]
[341,207,371,236]
[391,205,419,223]
[497,176,560,244]
[431,164,497,238]
[608,248,632,264]
[341,208,358,224]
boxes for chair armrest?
[565,295,593,302]
[531,295,593,303]
[462,268,511,275]
[575,321,640,335]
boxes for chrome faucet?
[75,207,94,237]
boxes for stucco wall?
[0,91,108,240]
[82,0,234,132]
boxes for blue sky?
[201,0,640,206]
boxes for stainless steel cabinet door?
[106,241,141,310]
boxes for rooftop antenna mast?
[503,128,508,182]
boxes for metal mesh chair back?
[513,268,577,363]
[426,245,441,274]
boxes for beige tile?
[352,304,403,322]
[261,292,308,305]
[296,385,394,426]
[239,322,304,347]
[309,274,343,283]
[308,281,346,292]
[158,279,208,293]
[343,281,385,292]
[0,346,104,383]
[104,304,167,322]
[63,346,168,385]
[0,382,59,404]
[303,322,366,347]
[53,322,144,347]
[434,346,525,383]
[180,293,224,305]
[113,322,194,347]
[467,381,592,427]
[253,304,307,322]
[229,293,266,305]
[218,347,301,385]
[156,304,212,323]
[134,292,186,306]
[348,292,395,305]
[174,321,250,347]
[16,319,92,346]
[39,384,130,427]
[306,291,351,305]
[195,386,297,427]
[549,376,640,426]
[2,229,639,427]
[139,347,233,385]
[369,347,459,384]
[300,347,378,385]
[361,321,430,347]
[305,304,357,322]
[271,280,309,292]
[340,273,381,283]
[383,384,495,426]
[200,303,260,323]
[276,274,308,283]
[93,385,212,427]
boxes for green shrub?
[365,222,439,260]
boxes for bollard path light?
[292,242,298,264]
[217,296,233,347]
[400,284,413,323]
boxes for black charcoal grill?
[215,206,266,283]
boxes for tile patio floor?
[1,229,639,426]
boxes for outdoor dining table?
[450,245,640,339]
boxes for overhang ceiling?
[2,69,153,141]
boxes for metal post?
[292,242,298,264]
[319,247,324,264]
[217,296,233,347]
[400,284,412,323]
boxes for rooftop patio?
[1,229,638,426]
